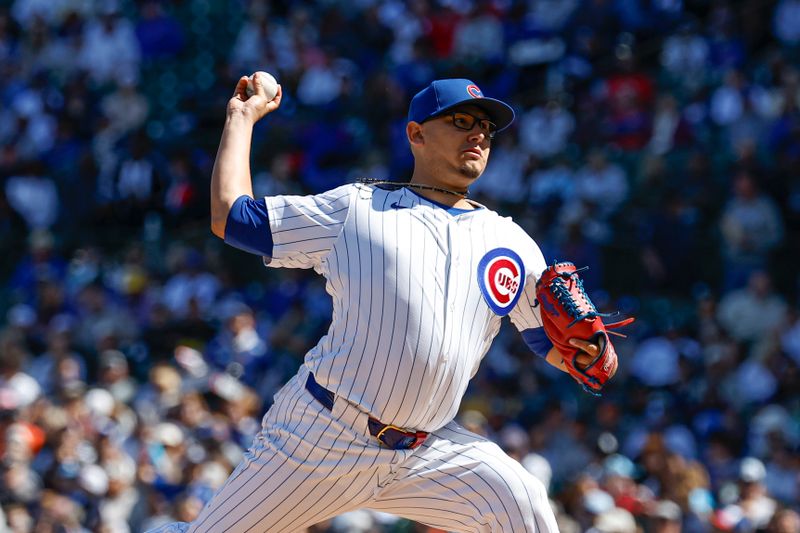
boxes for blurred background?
[0,0,799,531]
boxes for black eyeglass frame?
[444,111,498,139]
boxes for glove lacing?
[550,265,615,328]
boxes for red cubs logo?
[477,248,525,316]
[466,84,482,98]
[485,257,520,304]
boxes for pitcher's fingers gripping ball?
[245,71,279,101]
[535,261,634,394]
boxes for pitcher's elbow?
[210,217,226,239]
[210,199,232,239]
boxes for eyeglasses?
[447,111,497,139]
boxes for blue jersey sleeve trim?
[521,327,553,359]
[224,195,274,258]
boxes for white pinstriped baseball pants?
[148,366,558,533]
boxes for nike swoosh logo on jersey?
[391,202,410,209]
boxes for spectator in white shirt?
[5,162,59,230]
[78,3,140,85]
[661,20,710,90]
[717,271,788,343]
[519,99,575,159]
[573,149,629,216]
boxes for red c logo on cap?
[467,84,482,98]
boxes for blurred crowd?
[1,0,799,531]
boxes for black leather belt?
[305,373,428,450]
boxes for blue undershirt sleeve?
[521,327,553,359]
[223,195,274,257]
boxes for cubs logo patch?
[477,248,525,316]
[466,84,483,98]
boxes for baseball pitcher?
[149,75,624,532]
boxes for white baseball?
[245,71,278,101]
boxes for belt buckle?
[375,424,428,450]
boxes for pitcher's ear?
[407,122,424,145]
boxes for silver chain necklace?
[356,178,469,199]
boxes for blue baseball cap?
[408,79,515,131]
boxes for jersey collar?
[403,188,485,215]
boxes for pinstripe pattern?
[368,421,558,532]
[148,184,557,532]
[148,368,557,533]
[265,184,547,432]
[160,368,398,533]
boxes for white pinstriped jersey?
[264,183,548,433]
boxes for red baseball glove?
[535,261,634,394]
